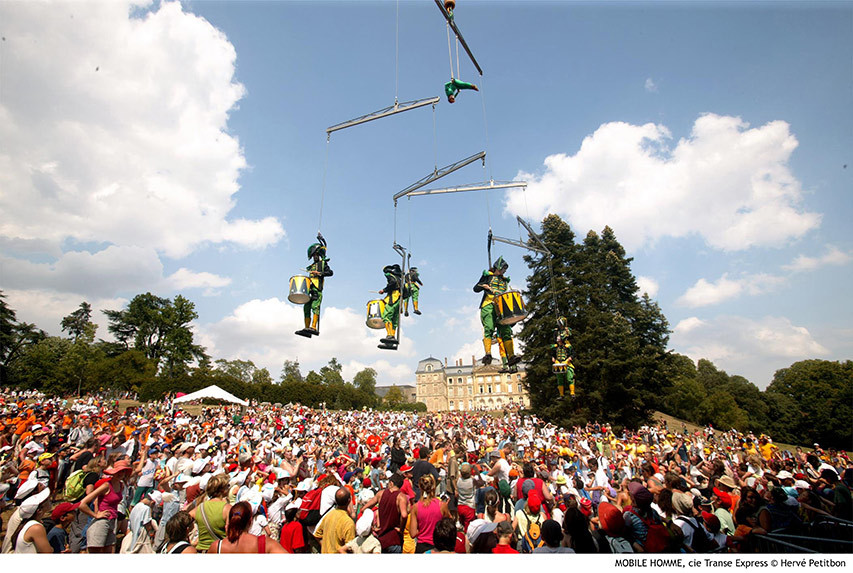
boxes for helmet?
[383,264,402,278]
[307,243,325,258]
[493,256,508,272]
[557,316,568,329]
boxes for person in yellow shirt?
[314,488,356,554]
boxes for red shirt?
[493,544,519,554]
[279,521,305,553]
[348,440,358,454]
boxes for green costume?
[295,234,333,338]
[379,264,407,347]
[444,78,478,103]
[551,335,575,398]
[473,256,520,370]
[403,267,423,316]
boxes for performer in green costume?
[378,264,407,348]
[551,325,575,399]
[473,256,521,372]
[403,267,423,317]
[295,233,333,338]
[445,78,479,103]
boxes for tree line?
[517,215,851,450]
[0,291,425,412]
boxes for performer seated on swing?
[445,77,478,103]
[473,256,521,372]
[551,322,575,399]
[295,233,333,338]
[378,264,408,348]
[403,267,423,317]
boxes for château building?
[415,356,530,412]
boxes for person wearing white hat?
[12,487,52,553]
[122,490,162,553]
[340,508,381,553]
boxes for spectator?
[159,511,197,554]
[340,508,381,553]
[410,474,444,553]
[534,519,574,553]
[314,487,356,554]
[209,501,286,553]
[47,502,79,553]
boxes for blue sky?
[1,0,850,390]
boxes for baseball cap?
[51,502,80,522]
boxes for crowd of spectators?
[1,388,850,555]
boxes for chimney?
[472,355,476,366]
[444,357,447,367]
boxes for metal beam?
[434,0,483,76]
[393,151,485,202]
[326,96,440,135]
[407,180,527,198]
[491,234,550,255]
[516,216,551,255]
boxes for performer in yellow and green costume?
[295,233,333,338]
[378,264,407,348]
[473,256,521,371]
[403,267,423,317]
[551,322,575,399]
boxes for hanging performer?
[295,233,333,338]
[378,264,407,349]
[403,267,423,317]
[444,78,479,104]
[473,256,521,372]
[551,325,575,399]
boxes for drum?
[366,299,386,329]
[495,290,527,325]
[552,363,568,374]
[288,275,311,304]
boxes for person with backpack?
[672,492,716,553]
[515,490,546,553]
[66,455,104,553]
[534,518,574,553]
[623,481,673,553]
[593,501,634,553]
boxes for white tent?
[173,385,248,407]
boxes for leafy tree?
[280,359,303,383]
[767,359,853,449]
[518,216,672,430]
[252,368,273,385]
[103,293,206,374]
[305,370,323,385]
[353,368,377,394]
[0,291,47,386]
[9,337,72,394]
[383,385,406,407]
[319,357,344,385]
[61,302,95,341]
[696,389,749,431]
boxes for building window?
[448,378,453,385]
[450,400,454,408]
[426,365,432,372]
[479,385,484,394]
[487,385,492,394]
[467,376,472,383]
[518,384,523,393]
[485,376,492,383]
[496,384,501,393]
[468,387,472,395]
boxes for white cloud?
[670,315,830,387]
[677,273,785,307]
[166,268,232,293]
[673,317,705,335]
[506,114,821,252]
[636,275,659,298]
[644,78,658,93]
[0,1,284,259]
[3,289,128,339]
[200,298,416,385]
[0,246,164,299]
[783,245,852,272]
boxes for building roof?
[415,357,444,374]
[375,384,416,398]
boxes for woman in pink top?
[409,474,447,553]
[78,459,133,553]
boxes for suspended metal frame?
[434,0,483,76]
[393,151,486,203]
[407,179,526,198]
[326,96,441,135]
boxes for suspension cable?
[479,74,493,182]
[432,103,438,172]
[395,0,399,104]
[318,134,330,232]
[446,23,454,78]
[456,35,460,79]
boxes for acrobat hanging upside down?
[378,264,407,349]
[403,267,423,317]
[445,78,478,103]
[551,317,575,399]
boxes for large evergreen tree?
[517,215,672,430]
